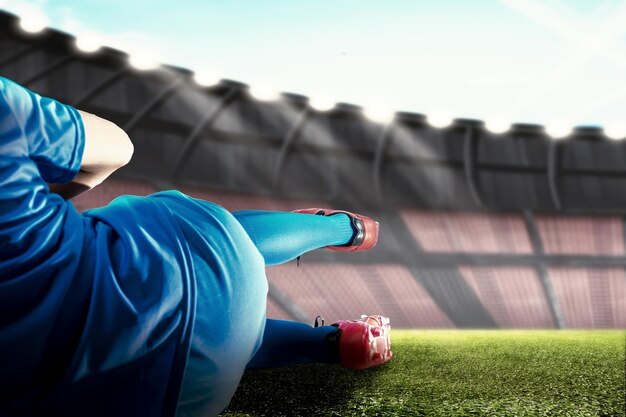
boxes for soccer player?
[0,76,392,417]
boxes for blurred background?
[1,2,625,330]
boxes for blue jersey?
[0,77,268,417]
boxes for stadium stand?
[1,9,624,329]
[550,268,626,328]
[535,215,624,255]
[400,210,533,254]
[460,267,554,328]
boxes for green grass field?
[223,330,625,417]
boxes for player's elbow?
[115,127,134,168]
[79,110,134,171]
[96,120,134,170]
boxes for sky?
[2,0,626,134]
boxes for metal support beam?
[267,281,310,323]
[372,123,394,203]
[123,77,184,132]
[62,103,626,187]
[621,214,626,302]
[70,68,128,107]
[523,210,565,329]
[547,140,563,210]
[272,106,310,188]
[170,87,240,180]
[623,215,626,256]
[411,266,499,328]
[0,42,42,69]
[22,54,75,87]
[463,125,484,208]
[373,209,497,328]
[320,193,489,328]
[299,242,626,268]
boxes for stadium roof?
[3,10,626,214]
[1,10,625,330]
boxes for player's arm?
[48,110,134,200]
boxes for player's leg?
[246,316,393,370]
[232,209,378,266]
[176,204,269,416]
[0,77,85,265]
[245,318,339,369]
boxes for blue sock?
[233,210,354,266]
[246,319,339,369]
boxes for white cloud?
[2,0,46,17]
[468,73,535,87]
[3,1,626,127]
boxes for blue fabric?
[0,76,355,417]
[232,210,354,265]
[177,210,355,415]
[0,77,271,417]
[150,195,267,417]
[246,319,337,369]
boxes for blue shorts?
[86,192,269,417]
[0,76,268,417]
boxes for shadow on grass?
[223,363,386,417]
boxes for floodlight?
[546,121,572,139]
[308,96,336,112]
[249,83,280,101]
[194,70,220,87]
[129,54,160,71]
[75,33,102,53]
[427,110,452,128]
[364,106,395,124]
[604,122,626,140]
[19,15,47,34]
[486,118,511,134]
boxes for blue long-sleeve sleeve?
[0,76,88,401]
[0,75,85,268]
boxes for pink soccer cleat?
[326,315,393,369]
[292,208,379,251]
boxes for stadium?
[0,5,624,416]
